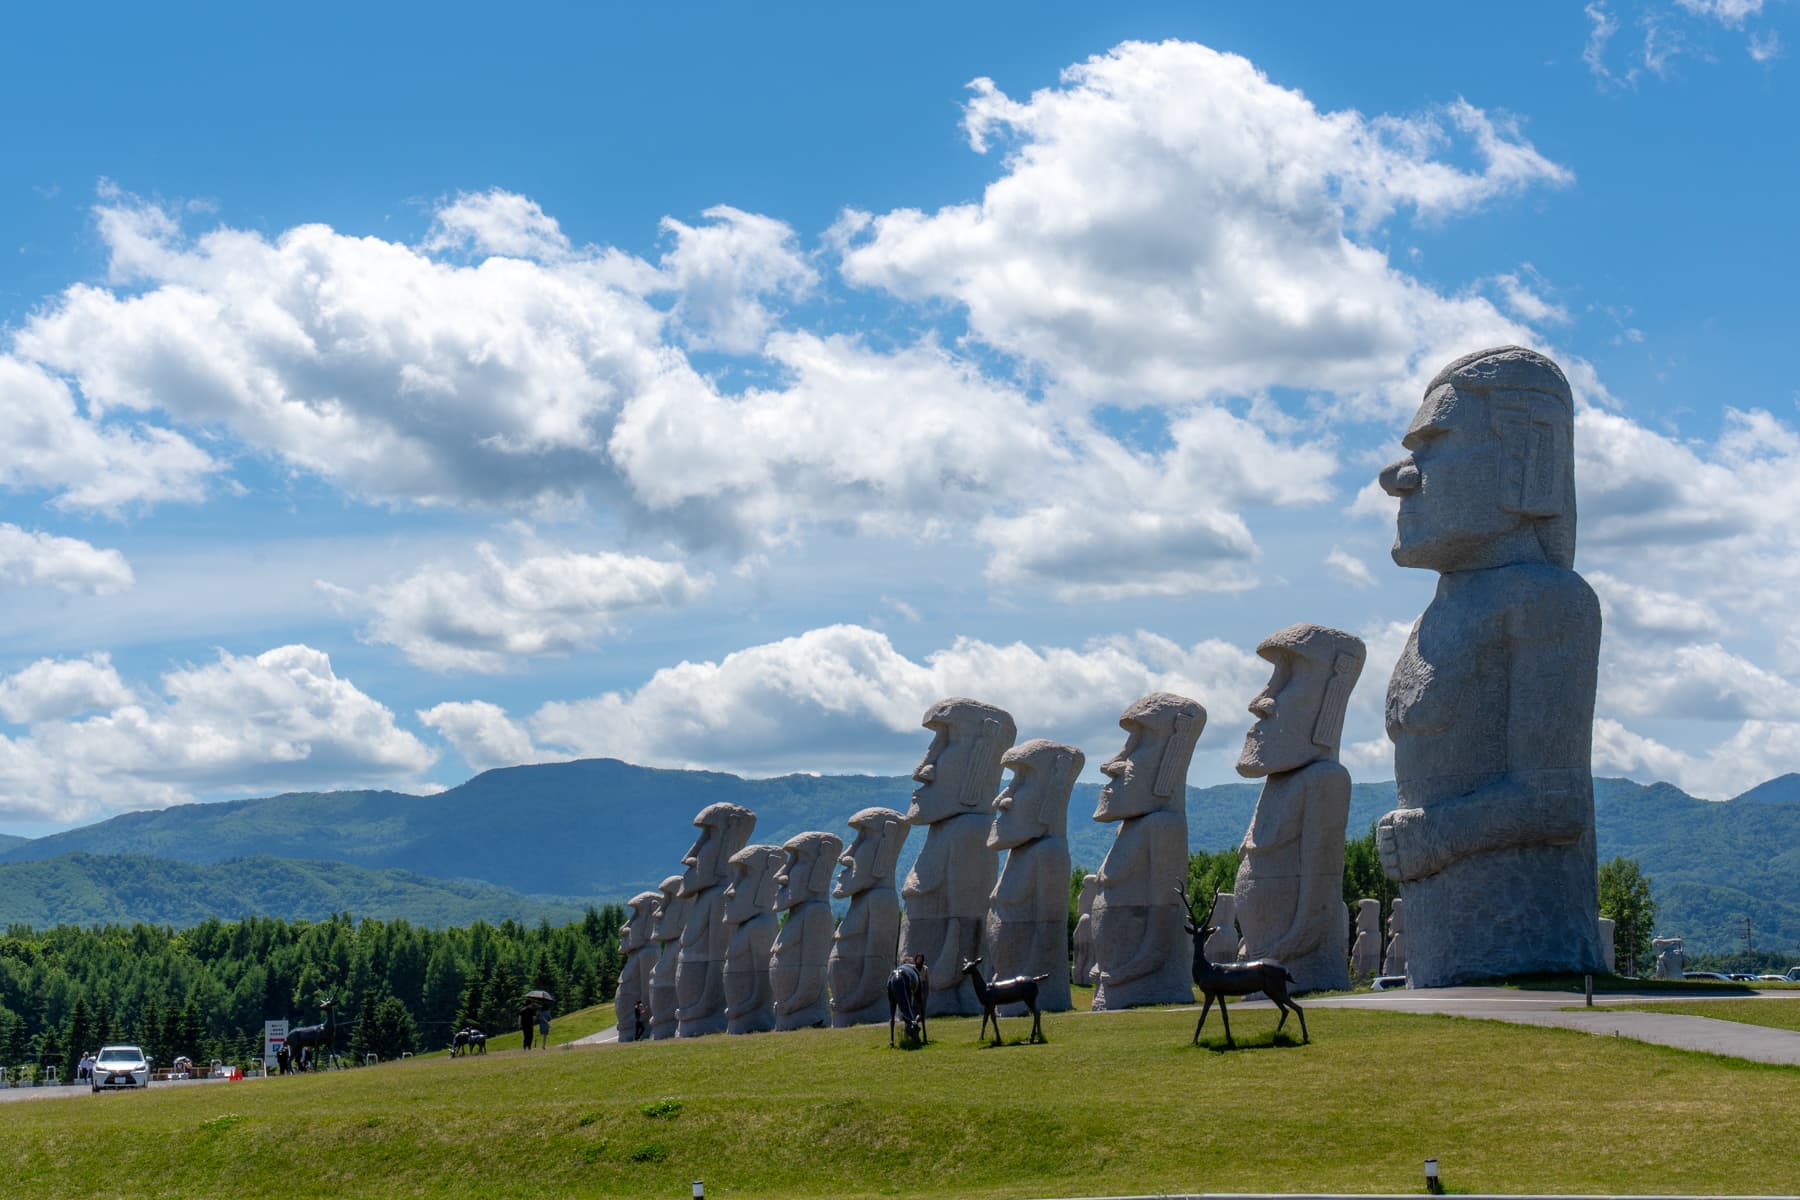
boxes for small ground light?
[692,1183,704,1199]
[1424,1157,1442,1195]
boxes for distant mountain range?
[2,759,1796,955]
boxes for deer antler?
[1202,888,1221,931]
[1174,886,1203,927]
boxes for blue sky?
[0,1,1795,836]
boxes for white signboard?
[263,1019,289,1069]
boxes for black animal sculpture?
[450,1028,487,1057]
[287,996,338,1069]
[1179,888,1308,1047]
[960,958,1049,1046]
[887,955,929,1047]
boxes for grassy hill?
[4,1002,1798,1198]
[0,853,589,928]
[3,760,1797,953]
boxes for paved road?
[0,1073,243,1105]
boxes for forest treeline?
[0,904,626,1081]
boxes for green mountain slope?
[0,833,25,853]
[5,760,1795,954]
[0,852,589,928]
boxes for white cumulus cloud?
[0,524,134,594]
[0,654,134,724]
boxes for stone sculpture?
[1233,622,1366,994]
[1090,692,1206,1010]
[986,737,1081,1015]
[615,889,663,1043]
[722,843,784,1036]
[770,830,843,1031]
[647,874,689,1040]
[899,698,1017,1016]
[1653,936,1684,981]
[829,806,909,1027]
[1071,873,1099,987]
[1204,893,1238,966]
[1383,898,1408,978]
[1598,916,1616,974]
[1376,346,1605,987]
[1351,899,1382,983]
[675,802,757,1037]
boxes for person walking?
[537,1005,551,1049]
[520,1004,535,1051]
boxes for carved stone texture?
[1376,346,1604,987]
[1383,897,1408,978]
[770,830,843,1031]
[986,737,1081,1015]
[647,874,689,1040]
[1351,899,1382,983]
[1653,936,1684,981]
[615,889,663,1043]
[722,843,784,1036]
[1598,916,1616,974]
[1234,622,1365,994]
[899,698,1017,1016]
[675,803,757,1037]
[1091,692,1206,1010]
[829,806,909,1027]
[1203,892,1238,966]
[1071,873,1099,987]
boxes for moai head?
[909,698,1018,826]
[622,890,664,954]
[723,844,785,925]
[1389,897,1406,934]
[1378,346,1576,575]
[835,806,908,899]
[679,803,757,897]
[1077,873,1099,915]
[1355,897,1381,937]
[989,738,1084,851]
[651,874,690,943]
[1094,692,1206,822]
[1237,623,1367,778]
[774,830,844,912]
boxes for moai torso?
[1351,898,1382,983]
[675,804,756,1038]
[615,890,663,1044]
[1203,892,1238,966]
[647,882,689,1041]
[1235,762,1353,993]
[1597,916,1615,974]
[985,737,1081,1015]
[722,844,783,1036]
[1383,898,1408,978]
[1070,874,1098,988]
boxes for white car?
[91,1045,150,1092]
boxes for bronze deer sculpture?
[959,958,1049,1046]
[1178,888,1308,1047]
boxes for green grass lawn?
[1599,997,1800,1033]
[7,1003,1798,1199]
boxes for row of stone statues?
[614,345,1609,1036]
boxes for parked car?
[1727,973,1758,981]
[1756,974,1787,982]
[1682,971,1733,982]
[1787,967,1800,982]
[91,1045,150,1092]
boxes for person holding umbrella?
[522,989,554,1049]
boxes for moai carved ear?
[808,835,841,896]
[960,717,1003,809]
[1153,711,1197,799]
[1311,650,1362,752]
[1495,392,1567,517]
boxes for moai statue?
[1233,622,1365,994]
[986,738,1082,1015]
[899,698,1017,1016]
[1351,899,1382,983]
[615,889,663,1043]
[1383,897,1408,978]
[1203,892,1239,966]
[770,830,843,1032]
[647,874,689,1041]
[1070,873,1099,987]
[1653,936,1684,981]
[1376,347,1604,987]
[829,806,909,1027]
[722,843,784,1036]
[1598,916,1616,974]
[675,802,757,1037]
[1090,692,1206,1010]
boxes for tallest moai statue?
[1375,346,1604,987]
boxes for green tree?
[1598,856,1657,978]
[62,995,94,1066]
[1342,824,1400,926]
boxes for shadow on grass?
[974,1035,1050,1050]
[1190,1032,1307,1054]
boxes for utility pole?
[1744,916,1753,955]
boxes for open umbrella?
[523,989,555,1005]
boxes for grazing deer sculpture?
[960,958,1049,1045]
[1179,888,1308,1047]
[286,996,338,1068]
[887,955,929,1047]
